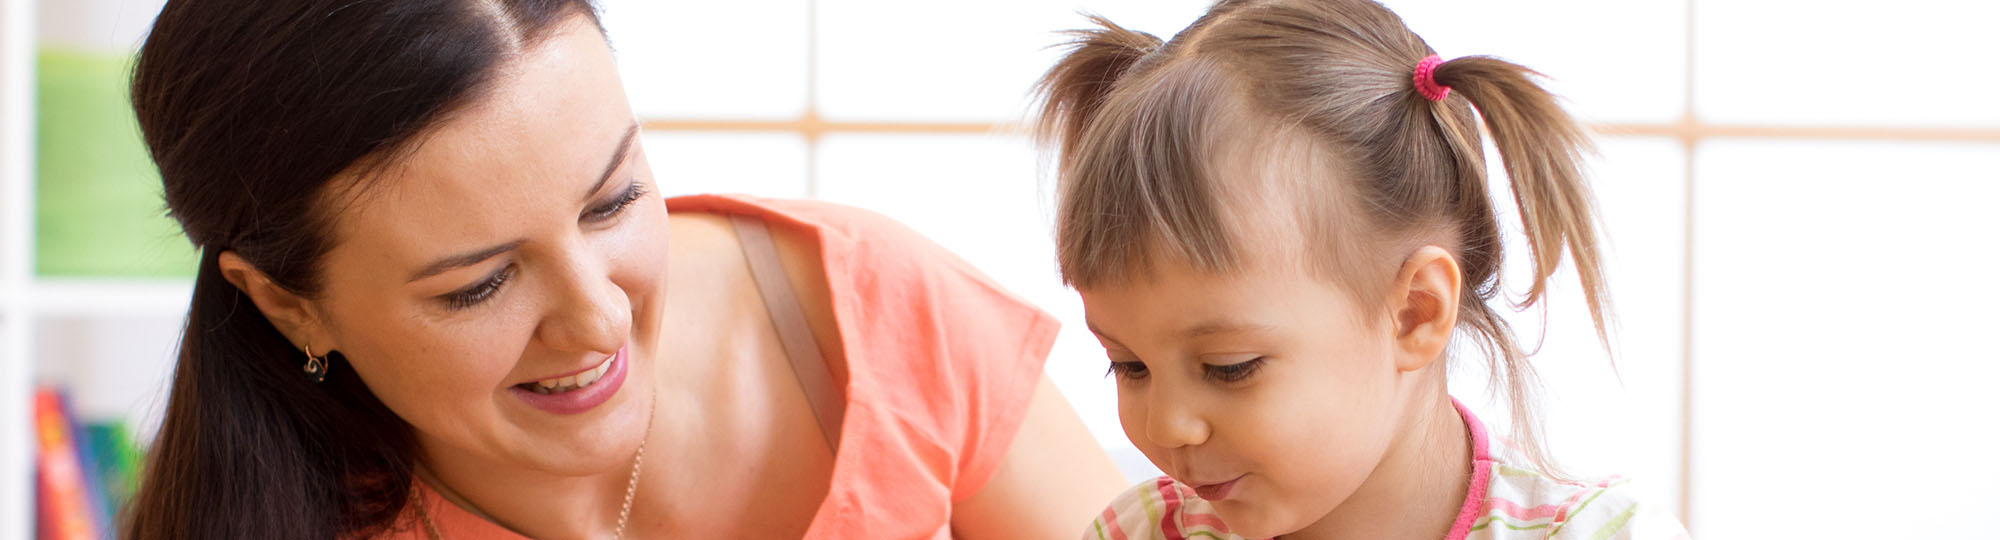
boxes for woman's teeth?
[527,359,613,394]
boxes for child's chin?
[1211,502,1308,539]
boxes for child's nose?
[1144,391,1211,449]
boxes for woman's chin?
[507,423,647,477]
[496,385,652,476]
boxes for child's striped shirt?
[1083,398,1690,540]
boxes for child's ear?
[1389,246,1461,372]
[217,251,334,353]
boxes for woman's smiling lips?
[518,355,615,386]
[507,346,628,414]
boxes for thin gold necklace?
[414,408,653,539]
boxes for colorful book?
[33,387,102,540]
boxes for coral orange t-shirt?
[375,194,1060,539]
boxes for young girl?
[1035,1,1690,538]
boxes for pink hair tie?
[1413,54,1450,101]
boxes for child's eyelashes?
[1203,357,1266,383]
[1104,357,1265,383]
[1107,360,1150,381]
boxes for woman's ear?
[1388,245,1461,372]
[216,251,333,352]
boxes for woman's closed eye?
[583,180,648,223]
[442,265,516,310]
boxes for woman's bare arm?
[952,375,1126,539]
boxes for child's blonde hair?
[1035,0,1609,477]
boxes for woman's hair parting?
[126,1,600,538]
[1034,0,1609,477]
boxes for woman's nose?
[535,251,630,355]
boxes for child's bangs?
[1054,59,1256,289]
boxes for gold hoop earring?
[303,344,329,384]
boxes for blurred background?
[2,0,1997,538]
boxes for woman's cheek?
[603,200,668,280]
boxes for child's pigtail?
[1034,15,1164,160]
[1432,56,1611,346]
[1420,56,1610,481]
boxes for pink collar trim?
[1442,397,1493,540]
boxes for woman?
[123,0,1123,538]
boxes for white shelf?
[30,277,193,318]
[2,0,38,535]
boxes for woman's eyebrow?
[581,122,640,202]
[408,239,527,283]
[406,123,639,284]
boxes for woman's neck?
[415,404,657,539]
[1284,390,1473,540]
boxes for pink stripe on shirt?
[1444,397,1494,540]
[1157,477,1187,540]
[1483,496,1565,522]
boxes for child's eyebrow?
[1084,321,1123,345]
[1181,320,1276,339]
[1086,319,1278,345]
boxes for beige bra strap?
[730,214,844,451]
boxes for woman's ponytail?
[125,247,413,539]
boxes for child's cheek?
[1240,370,1396,529]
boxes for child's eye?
[583,181,649,223]
[1203,357,1265,383]
[1107,360,1150,381]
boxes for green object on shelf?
[83,419,144,538]
[35,48,197,278]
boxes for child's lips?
[1191,474,1246,501]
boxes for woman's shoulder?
[667,193,1053,346]
[664,193,920,245]
[664,194,1063,532]
[1085,477,1252,540]
[676,194,987,276]
[665,190,1057,410]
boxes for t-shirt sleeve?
[808,203,1060,503]
[940,270,1060,503]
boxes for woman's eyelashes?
[583,180,648,223]
[443,265,516,311]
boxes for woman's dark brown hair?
[1036,0,1609,478]
[127,1,600,537]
